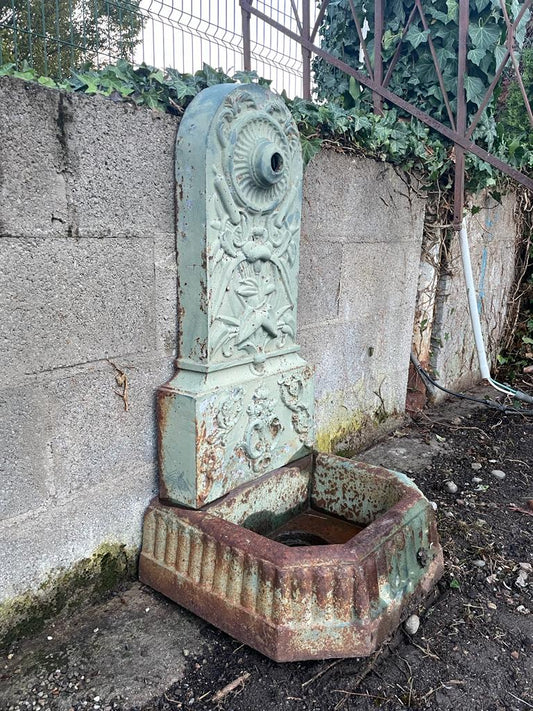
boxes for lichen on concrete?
[0,543,137,650]
[316,406,404,458]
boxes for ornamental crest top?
[176,83,303,372]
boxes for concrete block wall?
[0,77,519,603]
[0,78,178,602]
[299,153,425,449]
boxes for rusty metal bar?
[414,0,456,130]
[382,5,417,88]
[467,0,532,137]
[240,0,533,191]
[242,0,252,71]
[289,0,303,35]
[311,0,331,44]
[499,0,533,127]
[373,0,384,114]
[302,0,312,99]
[348,0,374,79]
[454,0,469,229]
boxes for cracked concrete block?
[0,385,51,520]
[0,78,68,238]
[0,78,178,240]
[298,239,341,328]
[0,473,156,602]
[0,356,173,528]
[302,151,425,244]
[44,356,173,498]
[62,91,178,238]
[338,240,422,320]
[0,237,160,379]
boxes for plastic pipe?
[458,217,533,404]
[458,218,491,380]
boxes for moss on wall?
[316,407,404,458]
[0,543,137,651]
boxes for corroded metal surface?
[140,453,444,662]
[157,83,315,508]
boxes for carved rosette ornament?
[157,84,315,508]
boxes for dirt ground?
[1,386,532,711]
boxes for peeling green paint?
[0,543,137,650]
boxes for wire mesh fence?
[0,0,317,96]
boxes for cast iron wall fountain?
[139,83,443,661]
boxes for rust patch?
[139,455,444,661]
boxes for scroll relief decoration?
[279,370,314,447]
[208,90,302,369]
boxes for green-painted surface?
[0,543,137,650]
[159,83,315,507]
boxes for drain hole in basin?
[272,530,329,547]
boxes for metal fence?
[242,0,533,207]
[0,0,317,97]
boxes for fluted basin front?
[139,452,443,661]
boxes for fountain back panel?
[139,83,443,661]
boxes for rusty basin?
[139,452,443,662]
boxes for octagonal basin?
[139,452,443,661]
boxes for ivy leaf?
[446,0,458,21]
[168,77,197,100]
[469,22,501,50]
[348,75,360,101]
[405,25,430,49]
[493,44,508,70]
[72,72,100,94]
[464,75,486,106]
[351,114,371,132]
[468,47,487,66]
[37,76,57,88]
[300,135,322,165]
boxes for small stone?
[472,477,482,484]
[445,481,458,494]
[515,570,528,588]
[473,559,486,568]
[404,614,420,635]
[182,649,190,657]
[491,469,506,480]
[430,501,438,511]
[511,650,520,660]
[487,601,497,610]
[445,510,454,518]
[471,462,482,471]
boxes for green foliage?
[313,0,533,190]
[0,0,144,78]
[499,48,533,137]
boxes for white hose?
[458,217,533,403]
[458,218,491,380]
